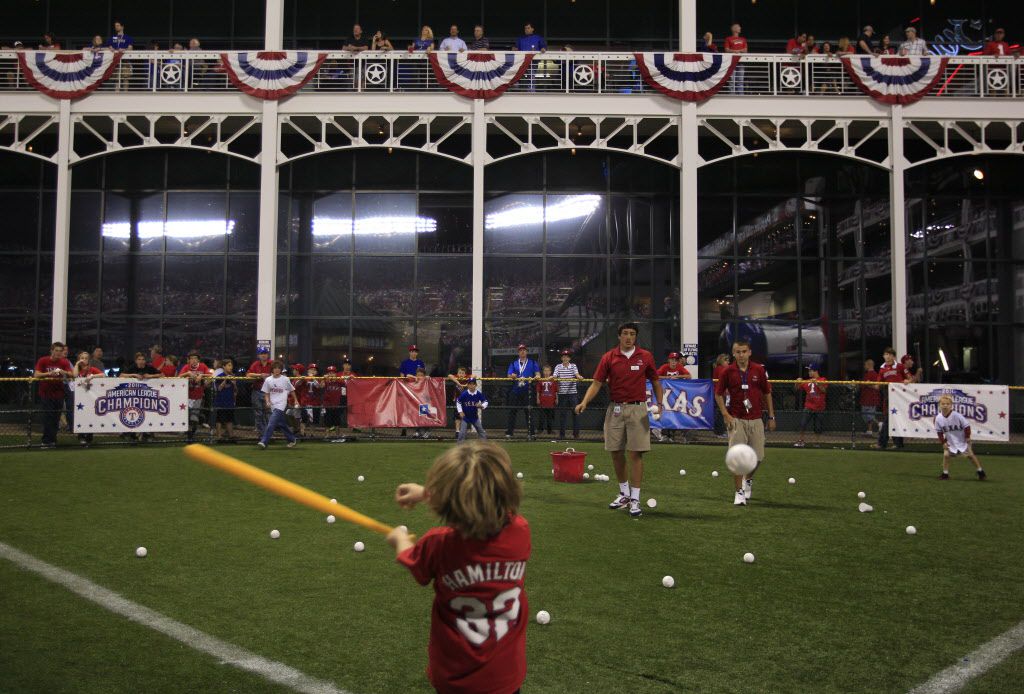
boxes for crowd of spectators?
[0,20,207,54]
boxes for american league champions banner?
[73,378,189,433]
[645,379,714,430]
[888,384,1009,441]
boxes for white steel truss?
[903,118,1024,168]
[0,112,61,163]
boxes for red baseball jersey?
[860,370,881,406]
[657,363,691,379]
[799,377,828,412]
[300,378,322,406]
[878,361,905,384]
[715,361,771,419]
[321,376,345,406]
[724,35,748,52]
[159,362,177,377]
[35,356,72,399]
[593,347,659,403]
[151,353,165,371]
[178,362,211,400]
[248,359,273,380]
[291,377,307,405]
[397,515,531,694]
[535,379,557,408]
[712,364,728,382]
[984,40,1010,56]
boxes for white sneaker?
[628,499,643,518]
[743,478,752,500]
[257,441,266,449]
[608,494,630,510]
[652,429,664,442]
[286,441,296,448]
[733,491,747,506]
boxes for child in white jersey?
[935,394,986,480]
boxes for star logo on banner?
[999,411,1007,419]
[180,403,187,410]
[76,403,84,410]
[891,407,898,415]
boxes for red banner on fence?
[347,378,448,429]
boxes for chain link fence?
[2,377,1022,454]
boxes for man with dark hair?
[575,323,663,519]
[515,23,547,52]
[107,21,133,50]
[179,350,211,443]
[874,347,905,449]
[34,342,73,448]
[714,339,774,506]
[89,346,105,373]
[248,346,273,435]
[856,26,876,54]
[505,344,540,440]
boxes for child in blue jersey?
[456,378,489,442]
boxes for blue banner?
[645,379,714,430]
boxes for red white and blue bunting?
[634,52,739,102]
[841,55,950,105]
[17,51,122,99]
[220,51,327,100]
[429,52,534,99]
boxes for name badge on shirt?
[741,384,749,390]
[630,365,640,371]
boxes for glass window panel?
[70,192,102,252]
[225,317,257,361]
[698,196,733,256]
[651,198,674,256]
[483,320,544,376]
[609,195,628,256]
[132,257,164,315]
[136,194,166,253]
[350,318,414,375]
[164,255,224,315]
[304,318,351,368]
[309,256,351,316]
[418,156,472,192]
[67,317,99,360]
[68,256,100,315]
[547,0,606,39]
[630,198,652,255]
[100,255,129,315]
[417,257,472,317]
[648,258,676,321]
[0,316,39,367]
[228,192,260,252]
[161,317,223,363]
[312,192,353,253]
[486,156,543,194]
[737,197,800,258]
[486,257,543,318]
[543,321,617,376]
[484,194,544,254]
[165,192,228,253]
[698,258,735,320]
[39,192,55,253]
[418,193,472,254]
[102,194,132,253]
[0,192,40,251]
[38,254,53,315]
[544,193,605,255]
[736,155,798,195]
[547,151,608,191]
[104,151,164,190]
[544,256,608,319]
[352,193,418,254]
[278,192,295,252]
[609,157,675,194]
[276,253,291,315]
[800,259,823,320]
[735,259,800,320]
[100,317,161,368]
[352,257,414,317]
[167,151,228,189]
[485,2,545,42]
[226,256,258,315]
[0,256,39,316]
[414,319,472,376]
[353,149,417,190]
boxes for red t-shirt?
[860,370,881,406]
[799,377,827,412]
[592,347,659,403]
[35,356,72,399]
[712,364,728,382]
[151,354,165,371]
[984,41,1010,56]
[322,376,344,406]
[785,38,803,55]
[159,362,177,377]
[300,377,322,406]
[657,363,691,379]
[178,362,211,400]
[715,361,771,419]
[535,379,557,408]
[397,515,531,694]
[878,361,905,386]
[291,378,307,406]
[724,36,748,52]
[248,359,273,382]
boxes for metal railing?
[0,51,1020,98]
[2,376,1022,452]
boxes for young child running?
[387,441,530,694]
[935,394,986,480]
[456,377,489,442]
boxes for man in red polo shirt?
[247,346,273,434]
[575,322,664,519]
[724,23,748,94]
[714,339,775,506]
[874,347,905,450]
[34,341,74,448]
[794,363,827,448]
[179,350,211,443]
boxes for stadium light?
[485,194,601,230]
[312,216,438,236]
[102,220,236,239]
[972,168,984,181]
[938,349,950,371]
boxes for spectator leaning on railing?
[439,25,467,52]
[372,30,394,51]
[515,23,546,52]
[856,26,876,55]
[724,23,747,93]
[344,24,370,52]
[180,350,211,444]
[701,32,717,52]
[108,21,133,50]
[409,26,435,52]
[900,27,928,56]
[34,342,73,449]
[469,25,489,50]
[984,28,1013,56]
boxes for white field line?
[908,620,1024,694]
[0,540,352,694]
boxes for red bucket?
[551,448,587,483]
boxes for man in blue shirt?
[108,21,133,50]
[505,344,540,439]
[456,378,488,442]
[514,23,547,52]
[399,345,425,379]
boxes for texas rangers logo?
[908,388,988,423]
[95,382,171,429]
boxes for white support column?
[888,105,908,357]
[471,99,486,377]
[255,101,280,352]
[50,99,72,342]
[679,0,697,51]
[265,0,285,50]
[679,101,699,373]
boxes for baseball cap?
[292,363,305,373]
[517,343,528,351]
[806,363,820,371]
[408,344,418,351]
[466,377,477,384]
[560,349,572,356]
[901,354,914,363]
[307,362,318,370]
[668,351,682,359]
[326,365,337,372]
[256,345,270,354]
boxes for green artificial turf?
[0,441,1022,693]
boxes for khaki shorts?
[604,403,650,452]
[728,417,765,461]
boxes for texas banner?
[888,384,1009,441]
[645,379,714,430]
[347,377,448,429]
[73,377,189,433]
